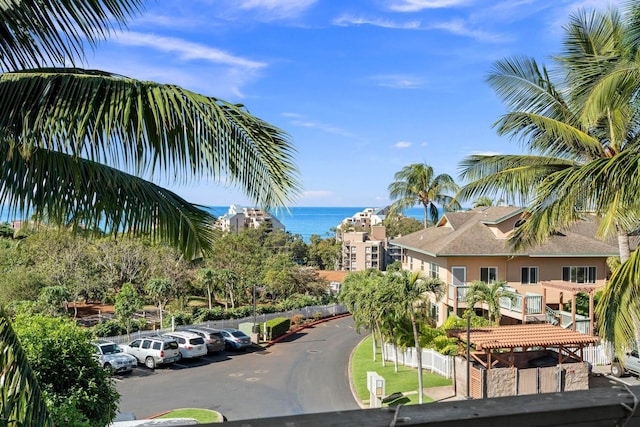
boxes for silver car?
[93,340,137,374]
[218,328,252,351]
[121,336,181,369]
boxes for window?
[521,267,539,285]
[429,262,439,279]
[562,266,596,283]
[429,302,440,323]
[141,340,151,349]
[451,267,466,286]
[130,340,140,348]
[410,258,413,270]
[421,260,425,271]
[480,267,497,283]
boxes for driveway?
[115,315,363,421]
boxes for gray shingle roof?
[391,207,619,257]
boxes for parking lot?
[113,316,363,421]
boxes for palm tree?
[0,308,52,426]
[387,270,444,404]
[196,268,219,310]
[1,3,301,260]
[457,4,640,357]
[458,7,639,263]
[339,269,386,362]
[0,1,300,425]
[144,278,173,328]
[388,163,460,228]
[464,281,515,326]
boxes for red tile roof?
[448,324,599,351]
[317,270,348,283]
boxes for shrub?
[225,306,253,319]
[291,314,304,326]
[264,317,291,340]
[93,320,125,337]
[12,314,119,426]
[163,312,192,328]
[194,307,224,322]
[255,304,277,315]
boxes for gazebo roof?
[541,280,600,294]
[447,324,599,351]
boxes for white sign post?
[367,371,385,408]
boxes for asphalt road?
[115,316,364,421]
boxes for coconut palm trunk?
[410,310,424,404]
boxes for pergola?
[541,280,598,335]
[448,324,600,369]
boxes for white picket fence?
[382,342,453,379]
[581,342,613,366]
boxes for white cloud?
[470,150,502,156]
[371,74,425,89]
[238,0,318,19]
[300,190,333,199]
[333,14,421,29]
[386,0,473,12]
[113,32,266,70]
[427,19,506,42]
[283,113,355,137]
[420,141,429,147]
[394,141,413,148]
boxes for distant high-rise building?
[335,207,397,272]
[214,205,285,233]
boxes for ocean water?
[209,206,427,242]
[0,205,428,242]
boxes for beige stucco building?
[390,206,619,334]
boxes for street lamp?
[253,284,257,330]
[466,311,471,399]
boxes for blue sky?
[86,0,622,207]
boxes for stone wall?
[561,362,590,391]
[487,367,516,398]
[454,356,467,398]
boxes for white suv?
[612,349,640,377]
[93,340,137,374]
[163,331,207,360]
[121,336,180,369]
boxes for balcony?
[448,284,470,302]
[499,292,543,315]
[546,306,591,334]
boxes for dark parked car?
[184,327,226,353]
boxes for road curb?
[264,313,352,348]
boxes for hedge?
[264,317,291,341]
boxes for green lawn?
[351,336,451,406]
[156,408,222,423]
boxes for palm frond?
[457,154,575,204]
[558,8,626,105]
[495,112,603,160]
[0,69,301,209]
[487,56,569,122]
[596,247,640,359]
[0,0,144,70]
[0,143,217,260]
[0,308,53,426]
